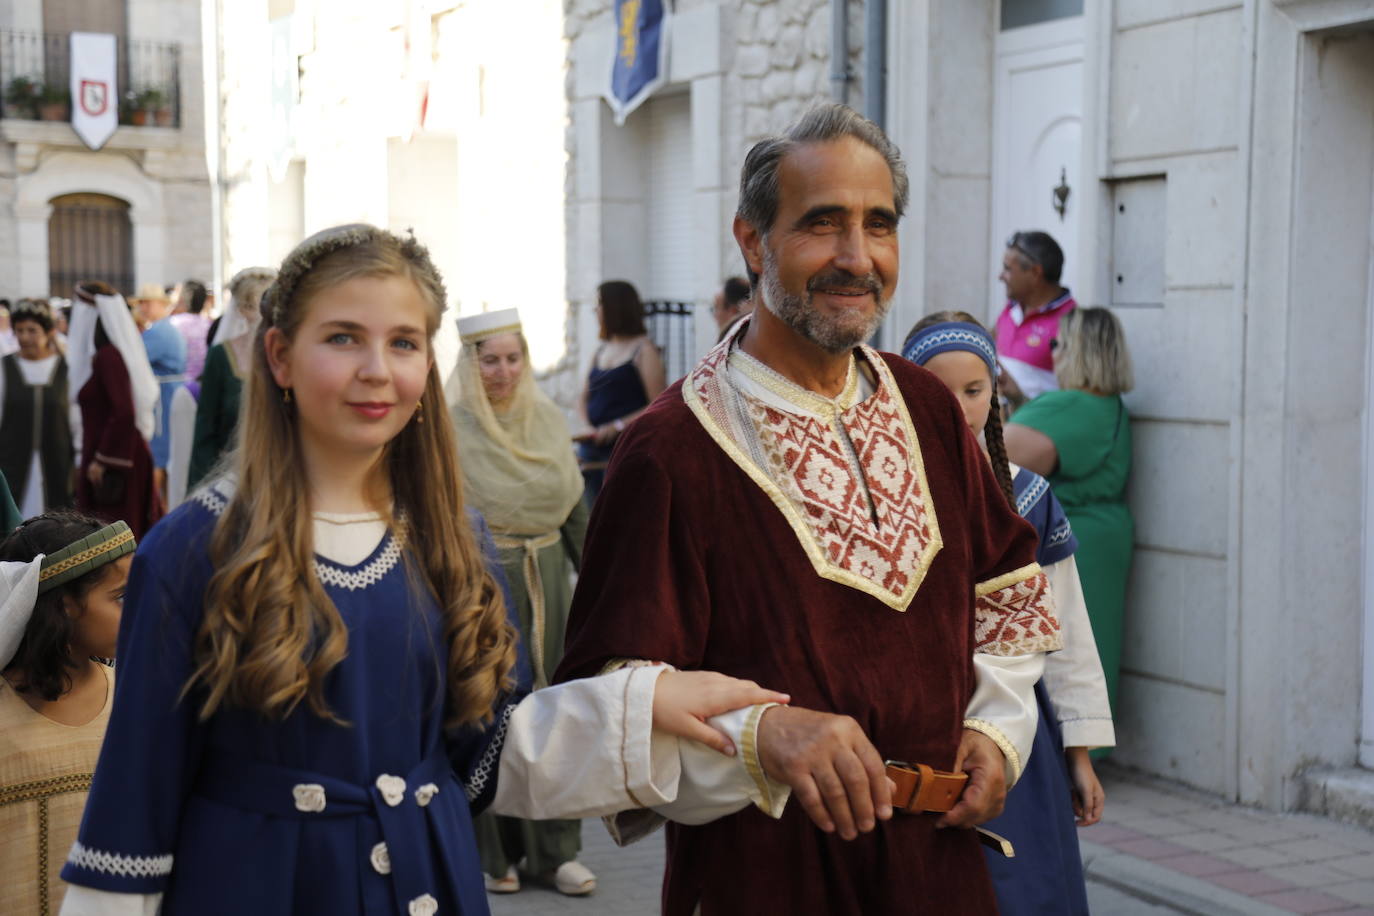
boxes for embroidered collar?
[683,337,943,611]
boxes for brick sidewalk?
[1081,764,1374,914]
[486,766,1374,915]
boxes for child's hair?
[0,511,120,701]
[904,311,1015,506]
[190,225,518,727]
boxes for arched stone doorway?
[47,192,134,296]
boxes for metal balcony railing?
[0,30,181,127]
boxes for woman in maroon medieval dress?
[68,281,164,538]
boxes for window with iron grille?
[48,193,134,297]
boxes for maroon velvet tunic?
[557,350,1045,915]
[75,344,163,538]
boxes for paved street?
[487,764,1374,915]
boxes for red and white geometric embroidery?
[686,343,941,609]
[974,567,1063,656]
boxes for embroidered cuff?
[62,841,174,894]
[974,564,1063,656]
[962,717,1023,786]
[740,703,789,818]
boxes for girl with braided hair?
[903,312,1113,916]
[58,225,789,916]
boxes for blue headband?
[901,321,999,376]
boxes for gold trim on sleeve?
[975,563,1043,597]
[741,702,782,814]
[962,718,1023,785]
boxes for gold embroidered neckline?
[727,345,863,415]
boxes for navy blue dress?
[62,481,530,915]
[578,343,649,503]
[982,467,1090,915]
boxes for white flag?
[70,32,118,151]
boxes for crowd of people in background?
[0,104,1142,915]
[0,274,274,540]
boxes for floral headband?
[261,224,447,328]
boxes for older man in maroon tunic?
[557,104,1061,915]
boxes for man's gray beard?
[759,249,889,355]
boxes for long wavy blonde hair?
[187,225,517,727]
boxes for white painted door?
[989,15,1085,318]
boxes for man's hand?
[936,729,1008,828]
[86,460,105,486]
[756,706,894,840]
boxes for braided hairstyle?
[903,311,1015,506]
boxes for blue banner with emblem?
[605,0,670,125]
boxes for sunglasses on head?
[1006,235,1040,267]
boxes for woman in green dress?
[450,308,596,898]
[1004,306,1134,726]
[187,267,276,490]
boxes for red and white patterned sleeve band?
[974,564,1063,656]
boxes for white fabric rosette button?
[414,783,439,807]
[292,783,327,813]
[408,893,438,915]
[370,841,391,875]
[375,774,406,807]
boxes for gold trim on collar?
[727,346,861,415]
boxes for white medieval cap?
[457,308,522,345]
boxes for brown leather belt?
[884,760,967,813]
[885,759,1017,858]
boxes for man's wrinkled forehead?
[774,138,898,221]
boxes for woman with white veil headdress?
[450,309,598,898]
[67,281,163,538]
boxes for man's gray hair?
[737,103,910,236]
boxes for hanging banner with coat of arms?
[70,32,118,150]
[604,0,670,126]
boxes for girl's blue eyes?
[326,333,421,351]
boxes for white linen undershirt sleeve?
[59,886,161,915]
[1041,556,1116,749]
[963,650,1045,787]
[491,665,788,831]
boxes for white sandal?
[553,860,597,896]
[484,865,520,894]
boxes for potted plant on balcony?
[38,84,70,122]
[121,89,145,126]
[137,88,172,127]
[4,76,41,120]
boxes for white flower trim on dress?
[194,478,405,594]
[463,702,514,801]
[375,774,406,807]
[414,782,439,807]
[408,893,438,915]
[370,841,391,875]
[67,841,174,879]
[191,483,229,516]
[292,783,327,813]
[315,534,403,591]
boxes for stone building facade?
[564,0,1374,821]
[0,0,212,298]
